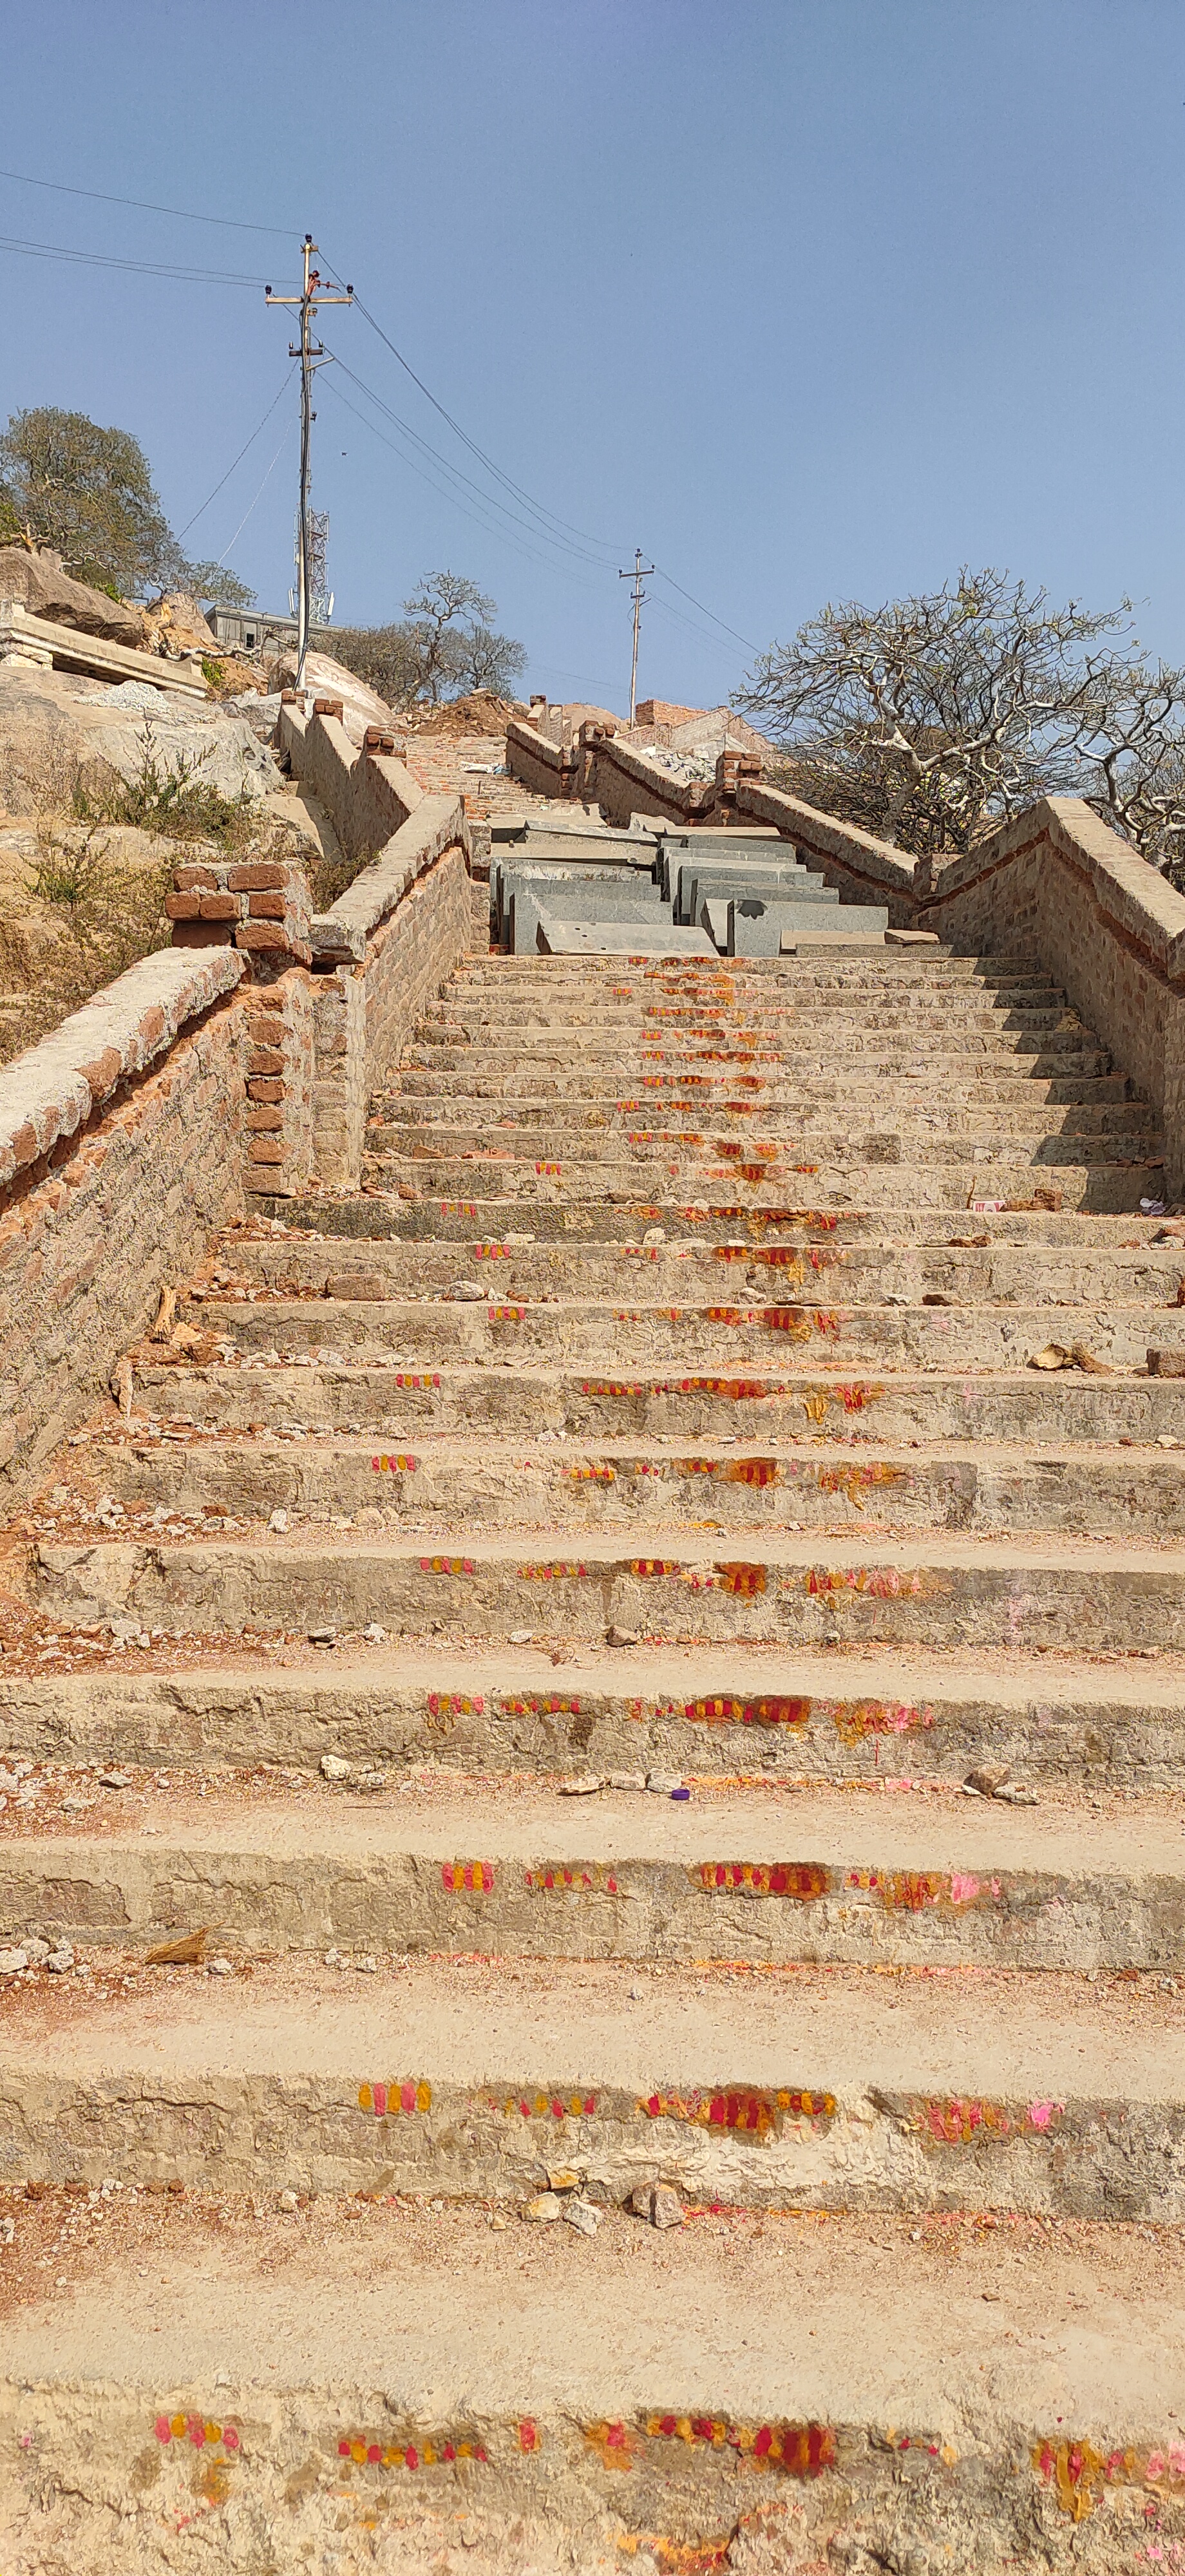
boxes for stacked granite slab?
[496,819,889,955]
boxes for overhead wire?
[319,370,607,594]
[0,230,273,287]
[216,419,294,567]
[0,164,292,237]
[176,366,297,539]
[323,348,615,576]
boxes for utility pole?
[619,547,654,726]
[266,237,352,683]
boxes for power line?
[651,563,759,655]
[0,229,272,287]
[0,164,292,236]
[325,349,614,576]
[319,372,606,591]
[176,367,296,539]
[320,263,625,564]
[216,419,294,567]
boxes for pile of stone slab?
[491,815,888,956]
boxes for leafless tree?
[1076,663,1185,885]
[735,570,1139,858]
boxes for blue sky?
[3,0,1182,716]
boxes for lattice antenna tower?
[292,506,333,627]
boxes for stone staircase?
[2,943,1185,2570]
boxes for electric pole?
[619,547,654,726]
[266,238,352,683]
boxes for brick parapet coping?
[0,946,245,1197]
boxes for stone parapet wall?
[504,718,578,802]
[918,797,1185,1193]
[277,702,423,859]
[0,974,247,1495]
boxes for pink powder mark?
[155,2416,171,2443]
[949,1874,980,1906]
[1027,2101,1061,2131]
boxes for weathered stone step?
[30,1527,1185,1653]
[368,1153,1162,1214]
[374,1092,1149,1144]
[82,1431,1185,1540]
[5,1645,1184,1787]
[173,1295,1185,1374]
[130,1357,1185,1442]
[1,1780,1182,1967]
[392,1066,1127,1104]
[223,1231,1185,1305]
[263,1197,1175,1247]
[3,2206,1178,2572]
[2,1958,1179,2219]
[406,1030,1112,1071]
[424,1003,1090,1041]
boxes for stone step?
[370,1099,1147,1146]
[367,1155,1163,1213]
[129,1357,1185,1441]
[2,2204,1178,2570]
[78,1431,1185,1541]
[223,1232,1185,1303]
[0,1958,1178,2219]
[403,1041,1114,1075]
[170,1293,1185,1373]
[392,1066,1128,1104]
[1,1779,1180,1969]
[5,1645,1183,1788]
[264,1198,1176,1246]
[30,1527,1185,1653]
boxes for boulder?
[267,649,395,746]
[140,592,218,657]
[0,547,146,649]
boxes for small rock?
[607,1770,647,1792]
[206,1956,234,1976]
[277,2189,299,2211]
[354,1955,379,1974]
[559,1774,602,1796]
[444,1280,486,1302]
[356,1768,388,1793]
[363,1623,387,1642]
[993,1781,1038,1806]
[98,1771,131,1790]
[46,1946,75,1974]
[629,2181,683,2230]
[308,1627,337,1645]
[509,1628,535,1645]
[963,1766,1009,1797]
[22,1938,50,1966]
[522,2192,564,2224]
[564,2195,601,2236]
[646,1770,682,1795]
[0,2217,14,2244]
[642,1228,666,1246]
[268,1510,289,1534]
[606,1625,639,1649]
[320,1754,354,1783]
[323,1948,342,1966]
[546,2168,583,2194]
[0,1949,27,1975]
[629,1984,645,2001]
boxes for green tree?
[0,406,183,597]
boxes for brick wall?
[0,985,247,1496]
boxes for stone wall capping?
[0,945,244,1194]
[323,795,464,943]
[0,598,208,697]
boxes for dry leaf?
[149,1285,177,1343]
[146,1927,218,1966]
[1070,1343,1113,1374]
[1029,1345,1071,1371]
